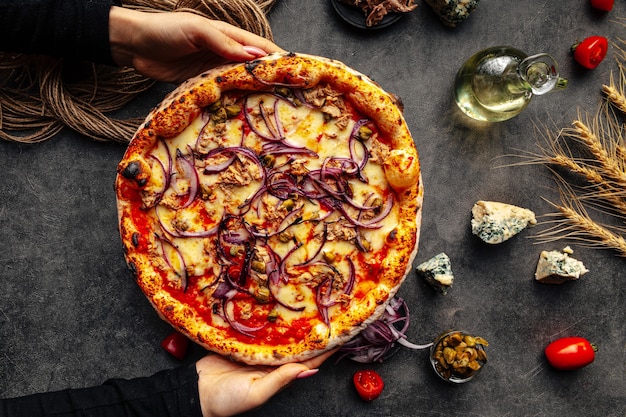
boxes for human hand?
[195,349,337,417]
[108,7,285,84]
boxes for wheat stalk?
[567,115,626,188]
[536,170,626,254]
[524,37,626,258]
[536,179,626,257]
[602,70,626,114]
[537,209,626,257]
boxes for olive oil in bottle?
[454,46,566,122]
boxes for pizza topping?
[158,236,188,291]
[144,86,395,336]
[116,54,421,365]
[141,88,399,337]
[336,297,432,363]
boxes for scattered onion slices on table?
[337,297,432,363]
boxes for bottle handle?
[518,53,567,95]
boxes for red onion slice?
[336,297,432,363]
[157,235,188,292]
[349,119,371,171]
[262,244,305,312]
[244,105,274,142]
[202,152,236,174]
[221,298,266,338]
[147,155,168,205]
[145,139,173,206]
[358,193,394,227]
[259,100,281,140]
[295,223,328,266]
[174,149,199,209]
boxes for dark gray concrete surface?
[1,1,625,416]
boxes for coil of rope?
[0,0,276,144]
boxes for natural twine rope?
[0,0,276,144]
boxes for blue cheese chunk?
[424,0,480,27]
[416,253,454,295]
[471,201,536,244]
[535,247,589,284]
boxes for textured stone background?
[1,1,625,416]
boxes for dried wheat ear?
[523,36,626,258]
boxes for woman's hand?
[108,7,285,83]
[196,350,336,417]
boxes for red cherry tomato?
[573,36,609,69]
[545,336,596,371]
[161,331,190,360]
[590,0,614,12]
[353,370,384,401]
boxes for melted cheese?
[143,90,401,332]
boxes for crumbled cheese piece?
[424,0,480,27]
[416,253,454,295]
[471,200,536,244]
[535,248,588,284]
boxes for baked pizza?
[115,52,422,365]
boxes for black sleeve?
[0,0,120,65]
[0,363,204,417]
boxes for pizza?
[115,52,423,365]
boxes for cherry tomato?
[161,331,190,360]
[353,370,384,401]
[545,336,596,371]
[573,36,609,69]
[590,0,614,12]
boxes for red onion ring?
[350,119,371,170]
[335,297,432,363]
[157,235,188,292]
[262,244,305,312]
[221,298,266,338]
[174,149,199,209]
[295,223,328,266]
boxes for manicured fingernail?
[243,46,267,57]
[296,369,319,379]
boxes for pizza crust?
[116,53,422,365]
